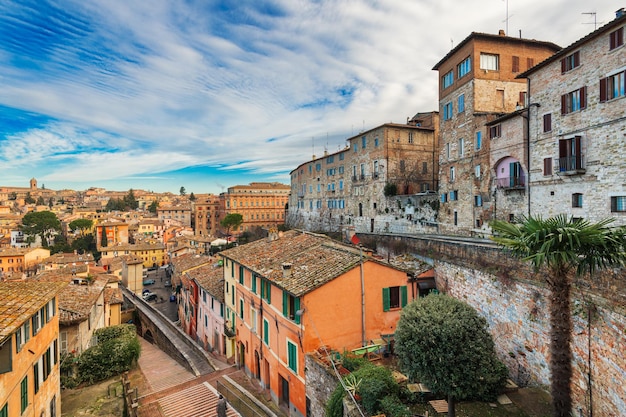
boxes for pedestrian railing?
[216,380,271,417]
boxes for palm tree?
[490,215,626,417]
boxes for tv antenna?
[582,12,599,30]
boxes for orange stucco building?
[0,281,66,417]
[220,230,429,416]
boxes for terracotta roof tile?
[0,281,67,343]
[171,253,212,273]
[186,263,224,303]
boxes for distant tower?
[30,178,37,190]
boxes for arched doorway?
[254,350,261,379]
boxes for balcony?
[557,156,586,175]
[495,176,526,190]
[297,192,305,198]
[224,323,236,338]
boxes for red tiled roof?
[0,280,67,343]
[186,263,224,303]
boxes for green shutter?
[252,275,257,293]
[288,342,297,373]
[231,261,234,277]
[0,403,7,417]
[260,279,265,299]
[266,282,271,303]
[282,291,288,318]
[382,287,390,312]
[401,286,408,308]
[20,376,28,413]
[263,319,269,345]
[239,266,244,284]
[294,298,301,325]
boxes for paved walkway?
[136,338,240,417]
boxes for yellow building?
[99,242,166,269]
[0,248,50,277]
[0,280,67,417]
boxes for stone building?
[521,9,626,225]
[219,182,290,235]
[287,112,439,233]
[432,31,560,236]
[191,194,220,237]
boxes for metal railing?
[495,176,525,189]
[557,155,585,173]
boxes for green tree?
[20,211,62,247]
[69,218,94,237]
[220,213,243,238]
[189,192,196,201]
[101,225,108,248]
[123,189,139,210]
[179,186,186,196]
[9,192,17,200]
[48,197,54,208]
[36,196,45,205]
[148,200,159,213]
[491,215,626,417]
[24,192,35,204]
[395,294,508,417]
[105,198,125,211]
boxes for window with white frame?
[458,138,464,157]
[480,53,499,70]
[475,164,481,178]
[450,166,455,182]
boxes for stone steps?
[159,382,239,417]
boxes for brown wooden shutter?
[600,77,608,102]
[543,158,552,175]
[543,113,552,132]
[561,94,567,114]
[512,56,520,72]
[561,58,566,73]
[527,57,534,69]
[573,51,580,67]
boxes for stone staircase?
[159,382,239,417]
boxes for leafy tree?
[20,211,62,247]
[395,294,508,417]
[24,192,35,204]
[189,192,196,201]
[72,234,96,255]
[101,225,108,248]
[36,196,45,205]
[148,200,159,213]
[220,213,243,237]
[491,215,626,417]
[9,192,17,200]
[105,198,125,211]
[384,183,398,197]
[48,197,54,208]
[50,235,71,254]
[124,189,139,210]
[69,218,94,237]
[179,186,186,196]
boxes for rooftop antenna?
[582,12,598,30]
[503,0,509,35]
[311,137,315,159]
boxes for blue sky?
[0,0,617,194]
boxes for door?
[280,375,290,406]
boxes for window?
[458,138,464,157]
[442,70,454,89]
[374,138,379,147]
[450,190,458,201]
[422,162,428,174]
[449,166,455,182]
[260,279,271,303]
[475,195,483,207]
[287,340,298,373]
[382,286,407,311]
[543,113,552,132]
[489,124,501,139]
[263,318,270,345]
[251,274,257,294]
[543,158,553,175]
[32,310,41,335]
[475,164,481,178]
[519,91,528,107]
[561,87,587,114]
[457,56,471,78]
[408,132,414,144]
[561,51,580,73]
[480,53,499,70]
[475,131,482,150]
[326,155,334,163]
[21,376,28,413]
[0,404,6,417]
[559,136,584,171]
[458,94,465,113]
[527,57,534,70]
[361,136,366,148]
[50,396,56,417]
[315,163,321,171]
[250,308,257,333]
[446,143,451,159]
[443,102,453,120]
[600,70,626,102]
[572,193,583,208]
[239,266,244,284]
[611,196,626,212]
[239,298,244,319]
[282,291,301,324]
[610,27,624,50]
[512,55,520,72]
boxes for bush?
[341,352,369,372]
[384,183,398,197]
[380,395,412,417]
[326,384,345,417]
[76,324,140,385]
[358,378,388,414]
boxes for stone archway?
[144,329,155,344]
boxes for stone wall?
[305,354,341,417]
[369,234,626,416]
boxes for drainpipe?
[359,244,366,347]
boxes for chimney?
[498,29,506,36]
[617,8,625,18]
[282,262,293,278]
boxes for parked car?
[142,289,150,295]
[143,292,157,302]
[164,280,171,287]
[169,294,176,302]
[143,279,156,285]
